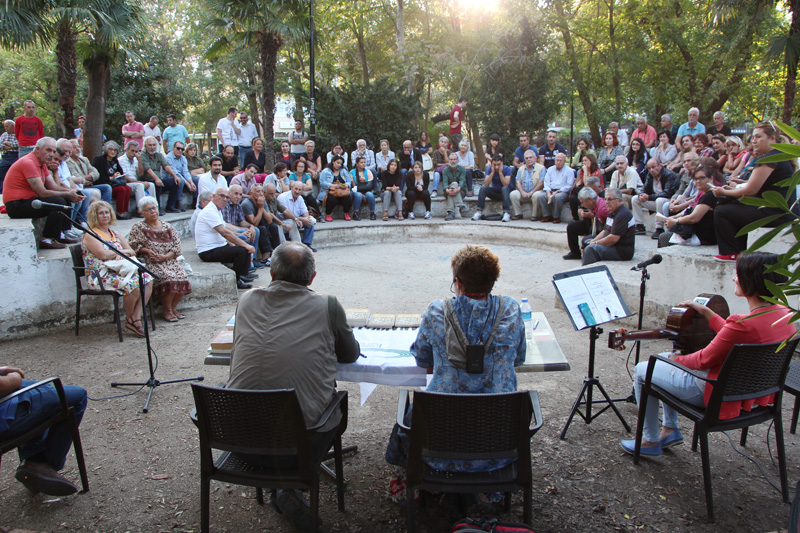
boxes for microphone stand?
[56,211,203,413]
[624,264,651,403]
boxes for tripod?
[624,264,652,403]
[60,211,204,412]
[560,325,631,439]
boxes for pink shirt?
[631,125,657,147]
[122,121,145,150]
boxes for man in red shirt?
[122,110,145,150]
[449,97,467,148]
[14,100,44,158]
[2,137,83,249]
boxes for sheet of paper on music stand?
[553,266,631,330]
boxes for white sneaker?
[431,190,438,198]
[408,212,415,219]
[424,211,432,219]
[472,211,482,221]
[502,212,511,222]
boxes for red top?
[1,152,49,203]
[14,115,44,147]
[449,104,463,135]
[122,121,145,149]
[675,305,795,420]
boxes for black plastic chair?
[190,384,348,533]
[782,360,800,434]
[633,339,799,522]
[398,390,543,532]
[70,244,154,342]
[0,378,89,493]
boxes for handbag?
[109,177,128,188]
[329,183,350,197]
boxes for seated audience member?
[276,140,293,169]
[196,156,228,206]
[0,119,19,192]
[659,152,700,222]
[631,115,658,149]
[609,155,643,208]
[231,164,259,196]
[649,130,677,165]
[226,241,359,529]
[430,136,452,197]
[215,145,240,184]
[441,153,469,221]
[538,130,567,169]
[472,154,514,222]
[318,156,353,221]
[533,152,574,224]
[667,135,695,173]
[298,140,323,181]
[326,141,349,170]
[620,253,794,457]
[67,138,111,205]
[675,107,705,148]
[627,137,650,179]
[385,244,525,505]
[118,140,156,218]
[375,139,395,175]
[128,196,192,322]
[706,110,732,139]
[512,133,539,169]
[511,149,545,221]
[82,201,153,336]
[398,139,423,179]
[416,131,432,154]
[597,132,625,186]
[91,140,133,220]
[631,158,680,237]
[277,181,317,251]
[52,139,92,227]
[571,137,595,170]
[241,184,280,265]
[222,184,261,267]
[693,133,715,158]
[185,144,207,176]
[350,156,377,220]
[288,158,321,219]
[455,139,476,196]
[243,138,266,174]
[722,136,749,177]
[163,140,198,212]
[581,187,635,266]
[712,121,798,262]
[0,366,87,496]
[350,139,376,176]
[2,137,82,248]
[658,163,718,248]
[563,181,609,261]
[404,161,432,220]
[263,162,291,194]
[608,121,628,148]
[195,187,256,289]
[661,114,679,143]
[380,159,404,221]
[191,191,211,239]
[710,134,728,168]
[484,133,506,165]
[142,136,182,215]
[568,153,602,221]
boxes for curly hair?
[451,245,501,294]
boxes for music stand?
[553,265,633,439]
[57,211,204,413]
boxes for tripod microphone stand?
[59,211,203,412]
[625,254,662,402]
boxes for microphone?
[632,254,663,271]
[31,199,72,211]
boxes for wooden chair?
[69,244,154,342]
[398,390,543,532]
[0,378,89,493]
[190,384,348,533]
[633,339,799,522]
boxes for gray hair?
[578,187,598,201]
[605,187,622,200]
[56,138,72,151]
[714,111,724,120]
[688,107,700,116]
[661,114,672,122]
[523,149,537,158]
[615,155,627,164]
[356,139,366,147]
[636,115,647,124]
[3,119,14,127]
[585,175,601,188]
[125,140,140,151]
[270,242,316,285]
[137,196,158,212]
[459,139,470,149]
[36,136,56,149]
[197,190,213,204]
[143,136,158,146]
[103,140,120,153]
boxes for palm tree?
[206,0,309,170]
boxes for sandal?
[163,310,178,323]
[174,311,186,320]
[382,212,389,222]
[125,318,145,337]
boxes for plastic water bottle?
[520,298,533,340]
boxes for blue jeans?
[352,190,376,212]
[85,184,112,203]
[633,358,705,443]
[73,195,92,224]
[3,380,87,470]
[236,227,259,262]
[164,176,199,209]
[477,185,510,212]
[432,172,442,194]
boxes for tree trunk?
[83,56,110,161]
[260,30,282,171]
[783,0,800,124]
[607,0,621,118]
[56,20,77,139]
[354,24,370,85]
[245,67,263,138]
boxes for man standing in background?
[15,100,44,158]
[449,97,467,148]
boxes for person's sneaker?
[635,224,647,235]
[714,254,738,262]
[444,212,455,221]
[344,213,351,221]
[620,439,662,457]
[502,212,511,222]
[117,212,132,220]
[264,258,271,267]
[237,278,252,289]
[562,252,582,260]
[15,461,78,496]
[651,228,664,240]
[472,211,483,221]
[370,212,376,220]
[512,214,523,220]
[39,238,67,250]
[63,230,82,241]
[353,212,361,221]
[431,190,438,198]
[305,243,317,252]
[408,212,415,219]
[158,209,166,216]
[56,233,80,245]
[324,215,333,222]
[424,211,432,219]
[276,489,318,531]
[166,207,181,213]
[459,205,469,218]
[180,206,187,212]
[541,216,553,222]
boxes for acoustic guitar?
[608,293,730,354]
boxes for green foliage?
[311,78,422,151]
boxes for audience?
[185,143,207,176]
[327,141,349,170]
[658,162,718,248]
[513,133,538,168]
[534,152,574,223]
[287,158,321,219]
[609,155,643,208]
[116,141,154,218]
[276,139,294,169]
[319,155,353,221]
[581,187,636,266]
[91,140,133,220]
[416,131,432,154]
[277,180,317,251]
[455,139,476,196]
[441,153,469,221]
[242,138,266,173]
[721,135,749,177]
[563,179,609,261]
[570,137,595,170]
[510,149,545,221]
[163,140,198,213]
[430,136,452,196]
[597,131,624,186]
[375,139,395,175]
[298,140,323,181]
[538,130,567,169]
[568,153,600,221]
[627,137,650,178]
[631,158,680,238]
[649,130,677,165]
[350,156,377,220]
[667,135,695,173]
[473,154,514,222]
[230,164,259,196]
[675,107,705,147]
[484,133,506,164]
[241,184,280,265]
[631,116,657,149]
[380,159,405,220]
[351,139,376,176]
[221,184,261,268]
[404,161,432,220]
[196,156,228,206]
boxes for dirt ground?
[0,242,797,532]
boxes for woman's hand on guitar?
[679,300,714,320]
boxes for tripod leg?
[560,379,591,440]
[594,381,632,432]
[142,381,157,413]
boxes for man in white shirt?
[196,156,228,207]
[510,149,545,220]
[216,107,241,154]
[195,187,256,289]
[118,140,156,217]
[143,116,162,152]
[609,122,628,148]
[533,152,574,223]
[609,155,643,208]
[236,111,259,165]
[277,180,316,251]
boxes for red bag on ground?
[451,517,536,532]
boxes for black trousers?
[406,188,431,212]
[255,223,281,254]
[301,193,320,217]
[567,218,594,255]
[5,196,70,239]
[198,245,250,279]
[324,194,352,216]
[714,202,795,255]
